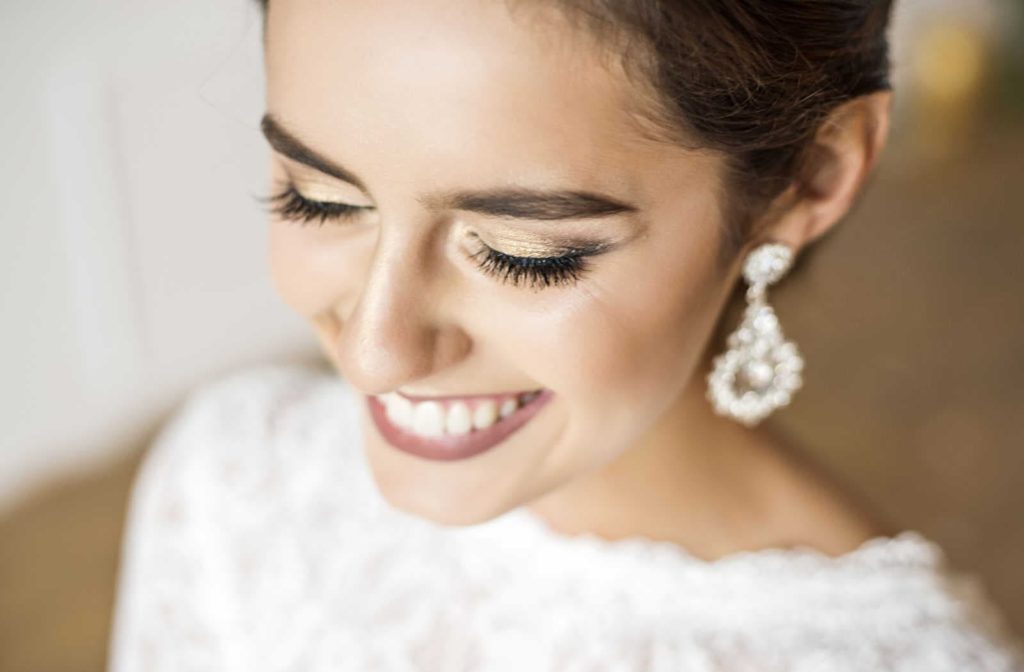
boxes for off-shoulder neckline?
[462,498,946,575]
[528,510,937,565]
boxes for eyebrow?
[260,113,639,221]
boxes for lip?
[366,388,554,462]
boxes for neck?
[524,354,888,560]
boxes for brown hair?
[528,0,895,261]
[257,0,894,260]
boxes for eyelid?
[479,233,616,260]
[278,158,374,205]
[293,181,373,207]
[464,226,615,257]
[265,181,371,226]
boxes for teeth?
[472,400,498,430]
[412,401,445,437]
[445,402,472,435]
[379,389,544,437]
[384,393,413,429]
[499,398,518,419]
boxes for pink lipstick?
[366,388,554,461]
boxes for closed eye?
[468,244,592,289]
[264,183,373,226]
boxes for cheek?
[561,271,712,409]
[510,209,726,448]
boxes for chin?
[371,473,514,527]
[360,439,517,527]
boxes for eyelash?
[467,244,590,290]
[264,181,594,289]
[265,184,369,226]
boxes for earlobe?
[758,90,893,254]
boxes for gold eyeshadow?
[483,233,569,258]
[290,179,354,203]
[480,226,617,258]
[282,161,372,206]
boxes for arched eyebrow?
[260,113,640,222]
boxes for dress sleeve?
[916,570,1024,672]
[107,365,332,672]
[107,384,236,671]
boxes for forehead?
[264,0,664,194]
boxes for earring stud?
[706,242,804,426]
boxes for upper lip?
[386,388,544,403]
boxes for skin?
[262,0,894,559]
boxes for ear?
[755,90,892,253]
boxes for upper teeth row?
[378,391,540,437]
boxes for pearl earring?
[706,242,804,426]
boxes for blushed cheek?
[552,298,690,430]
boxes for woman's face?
[264,0,742,524]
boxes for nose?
[331,228,471,396]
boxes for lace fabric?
[109,364,1024,671]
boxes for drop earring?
[706,242,804,426]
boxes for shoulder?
[138,362,352,480]
[546,524,1024,671]
[780,534,1024,671]
[129,361,365,520]
[110,362,364,669]
[117,360,365,577]
[916,567,1024,671]
[120,359,354,526]
[700,534,1024,670]
[155,362,345,449]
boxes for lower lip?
[366,389,554,462]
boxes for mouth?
[366,387,554,461]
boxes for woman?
[110,0,1024,669]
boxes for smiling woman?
[108,0,1024,670]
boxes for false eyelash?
[261,183,370,226]
[468,245,591,289]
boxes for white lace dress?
[109,364,1024,672]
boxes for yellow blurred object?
[914,21,986,104]
[906,18,993,162]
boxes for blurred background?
[0,0,1022,669]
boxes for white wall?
[0,0,316,510]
